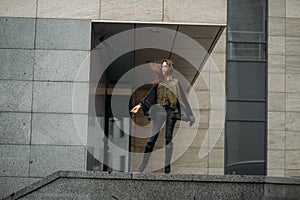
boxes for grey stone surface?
[268,0,286,17]
[286,0,300,18]
[286,131,300,150]
[286,37,300,55]
[0,81,32,112]
[287,55,300,74]
[29,145,86,177]
[3,171,300,200]
[183,182,263,200]
[101,0,163,21]
[286,150,300,169]
[196,90,209,109]
[208,129,224,149]
[0,145,30,177]
[287,92,300,111]
[268,92,286,112]
[268,112,286,131]
[32,113,87,145]
[268,17,285,36]
[0,177,40,199]
[268,130,285,150]
[0,17,35,49]
[210,72,226,93]
[208,148,224,169]
[268,36,286,55]
[268,73,285,92]
[212,33,226,53]
[268,54,285,74]
[209,53,226,72]
[0,0,37,18]
[264,183,298,199]
[268,150,285,169]
[0,49,34,80]
[102,179,185,200]
[193,71,209,91]
[34,50,90,82]
[286,18,300,37]
[164,0,227,24]
[32,81,88,114]
[20,178,104,200]
[2,172,300,200]
[35,19,91,50]
[208,168,224,175]
[0,112,31,145]
[287,73,300,92]
[286,112,300,131]
[286,170,300,179]
[267,169,285,177]
[37,0,99,19]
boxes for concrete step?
[4,171,300,200]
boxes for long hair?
[150,59,174,85]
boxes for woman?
[130,59,195,173]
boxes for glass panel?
[108,117,130,172]
[225,121,266,164]
[87,98,105,171]
[228,31,265,42]
[228,42,266,61]
[227,101,266,121]
[226,0,267,176]
[89,21,225,173]
[227,62,266,100]
[228,0,266,42]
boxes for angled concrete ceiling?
[91,20,225,88]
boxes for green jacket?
[140,78,195,125]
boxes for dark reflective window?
[225,0,267,175]
[227,0,267,61]
[228,0,266,42]
[228,43,266,61]
[227,62,266,100]
[227,102,266,121]
[226,122,266,163]
[225,122,266,175]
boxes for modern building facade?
[0,0,300,198]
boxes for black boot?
[165,142,173,174]
[138,142,154,172]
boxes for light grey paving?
[0,176,40,199]
[34,50,90,82]
[0,81,32,112]
[32,113,87,145]
[29,145,86,177]
[0,49,34,80]
[32,81,88,114]
[0,17,35,49]
[0,112,31,145]
[0,145,30,177]
[35,19,91,50]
